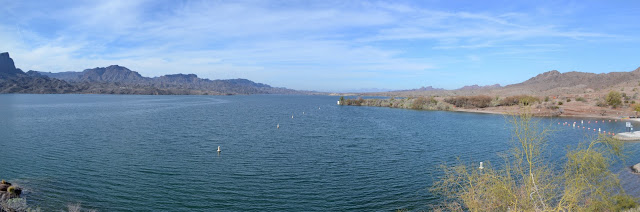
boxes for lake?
[1,94,639,211]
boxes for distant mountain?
[1,52,302,95]
[363,67,640,97]
[0,52,23,78]
[399,86,445,92]
[36,71,83,80]
[458,84,501,90]
[80,65,145,82]
[503,68,640,94]
[342,88,392,93]
[0,52,76,93]
[36,67,298,95]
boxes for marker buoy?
[217,146,221,153]
[277,123,280,129]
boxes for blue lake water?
[1,94,640,211]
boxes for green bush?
[607,91,623,108]
[558,101,564,105]
[411,97,428,110]
[501,95,540,106]
[444,95,492,108]
[576,97,586,102]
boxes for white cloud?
[0,1,625,91]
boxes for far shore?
[338,95,640,123]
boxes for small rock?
[0,184,9,191]
[631,163,640,173]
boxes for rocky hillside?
[36,65,299,95]
[0,52,77,93]
[365,67,640,97]
[1,52,302,95]
[503,69,640,94]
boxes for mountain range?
[372,67,640,97]
[4,51,640,97]
[0,52,301,95]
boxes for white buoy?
[277,123,280,129]
[217,146,221,153]
[599,128,601,132]
[581,120,584,124]
[479,162,484,170]
[292,115,294,119]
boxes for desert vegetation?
[500,95,540,106]
[340,96,451,111]
[443,95,492,108]
[430,112,637,211]
[607,91,623,108]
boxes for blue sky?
[1,0,639,92]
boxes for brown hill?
[502,68,640,95]
[365,67,640,97]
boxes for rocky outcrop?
[79,65,145,82]
[37,71,82,81]
[155,74,200,84]
[0,52,78,93]
[0,180,22,202]
[0,52,23,78]
[631,163,640,174]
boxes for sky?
[1,0,640,92]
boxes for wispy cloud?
[0,0,634,90]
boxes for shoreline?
[339,96,640,123]
[345,103,640,123]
